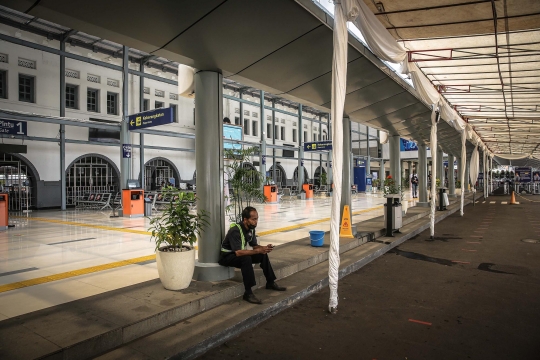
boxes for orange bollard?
[509,191,517,205]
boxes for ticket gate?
[122,189,144,218]
[302,184,313,200]
[0,193,8,230]
[264,185,278,204]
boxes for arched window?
[293,166,309,184]
[143,157,181,191]
[0,153,39,210]
[268,164,287,187]
[314,166,327,186]
[66,154,119,205]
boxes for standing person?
[411,172,419,198]
[219,206,286,304]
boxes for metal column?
[327,114,333,186]
[366,155,371,175]
[436,147,443,185]
[120,45,131,190]
[389,135,401,181]
[465,155,471,193]
[457,158,462,193]
[297,104,304,195]
[482,149,488,199]
[379,159,385,179]
[259,90,266,185]
[448,154,455,196]
[59,39,66,211]
[341,117,352,222]
[193,71,232,281]
[328,150,333,186]
[272,99,276,183]
[418,142,429,206]
[139,60,145,191]
[319,115,323,178]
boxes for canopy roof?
[364,0,540,157]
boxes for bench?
[76,192,113,210]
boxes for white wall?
[0,24,373,189]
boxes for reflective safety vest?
[221,223,246,253]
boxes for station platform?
[0,192,476,360]
[0,193,395,319]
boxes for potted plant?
[224,146,266,223]
[383,175,407,212]
[372,178,381,193]
[149,187,209,291]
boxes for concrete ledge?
[105,196,474,360]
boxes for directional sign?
[0,119,27,136]
[304,141,332,151]
[261,155,266,165]
[128,107,173,130]
[122,144,132,158]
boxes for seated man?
[219,206,286,304]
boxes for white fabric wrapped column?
[460,129,466,216]
[470,146,479,193]
[328,2,348,313]
[429,106,438,237]
[490,156,493,194]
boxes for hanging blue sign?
[356,159,366,167]
[515,167,532,183]
[304,141,332,151]
[122,144,132,158]
[0,119,27,135]
[400,138,418,151]
[128,107,174,130]
[261,155,266,165]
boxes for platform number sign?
[0,120,27,136]
[122,144,132,158]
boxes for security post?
[384,194,402,237]
[438,186,448,211]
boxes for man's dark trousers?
[219,253,277,292]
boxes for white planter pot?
[402,200,408,215]
[156,247,195,291]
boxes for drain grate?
[521,239,540,244]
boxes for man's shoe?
[266,282,286,291]
[243,293,262,304]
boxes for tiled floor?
[0,192,414,318]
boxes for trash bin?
[144,197,152,216]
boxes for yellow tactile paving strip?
[11,216,152,235]
[2,205,383,293]
[0,255,156,293]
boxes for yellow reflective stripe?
[232,223,246,250]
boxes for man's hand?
[255,246,272,254]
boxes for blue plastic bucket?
[309,230,325,247]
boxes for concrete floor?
[202,195,540,360]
